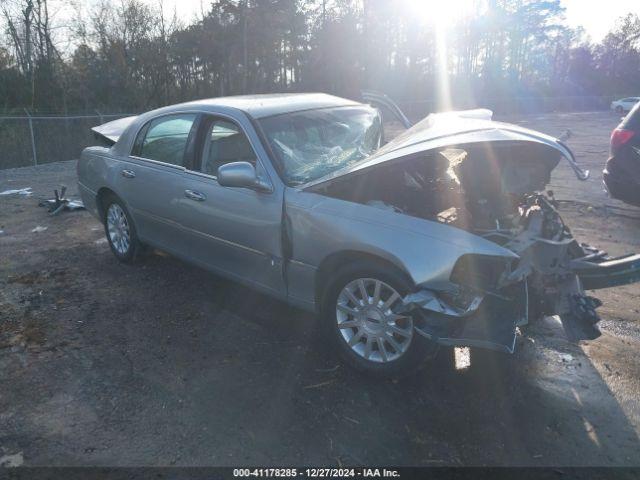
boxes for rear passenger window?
[201,119,257,177]
[136,114,197,166]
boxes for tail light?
[610,128,635,154]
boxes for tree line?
[1,0,639,114]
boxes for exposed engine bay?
[310,141,640,352]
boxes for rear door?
[177,114,286,296]
[116,113,199,254]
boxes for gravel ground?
[0,111,639,467]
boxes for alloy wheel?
[336,278,413,363]
[106,203,131,255]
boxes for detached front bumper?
[574,253,640,290]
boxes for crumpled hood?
[303,109,585,189]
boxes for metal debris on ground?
[38,186,85,215]
[558,129,572,142]
[0,452,24,468]
[31,226,48,233]
[303,379,337,389]
[559,353,574,363]
[0,187,32,196]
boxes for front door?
[178,115,286,296]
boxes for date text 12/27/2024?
[233,468,401,478]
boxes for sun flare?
[406,0,465,111]
[406,0,468,25]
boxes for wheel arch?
[314,250,414,308]
[96,188,138,235]
[95,187,119,219]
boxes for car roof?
[105,93,365,156]
[174,93,362,119]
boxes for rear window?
[134,114,197,166]
[621,102,640,131]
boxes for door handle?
[121,169,136,178]
[184,189,206,201]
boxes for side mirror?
[217,161,271,192]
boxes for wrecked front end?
[307,112,640,353]
[400,191,640,353]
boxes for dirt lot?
[1,111,640,467]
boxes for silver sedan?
[78,93,640,377]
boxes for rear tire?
[320,261,438,378]
[102,194,141,264]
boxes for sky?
[563,0,640,41]
[38,0,640,47]
[145,0,640,42]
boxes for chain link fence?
[0,112,134,170]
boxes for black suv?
[604,102,640,206]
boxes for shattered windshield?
[258,106,382,185]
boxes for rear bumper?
[603,170,640,206]
[603,154,640,206]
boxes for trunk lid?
[91,115,138,146]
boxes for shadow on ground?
[1,238,639,466]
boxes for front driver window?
[201,119,257,177]
[136,114,197,166]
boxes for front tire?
[615,105,624,114]
[102,194,141,264]
[321,261,438,378]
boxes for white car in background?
[611,97,640,114]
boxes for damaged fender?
[399,282,527,354]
